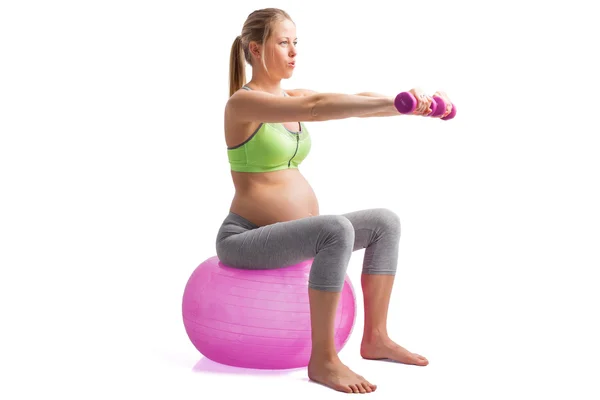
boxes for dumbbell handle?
[394,92,456,120]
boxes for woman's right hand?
[432,90,453,118]
[408,87,434,116]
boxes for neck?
[247,75,283,96]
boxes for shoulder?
[226,88,261,111]
[226,87,315,113]
[284,88,318,97]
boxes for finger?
[419,96,428,114]
[424,96,433,115]
[413,100,423,114]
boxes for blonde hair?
[229,8,294,97]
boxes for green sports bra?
[227,85,312,173]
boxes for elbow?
[307,93,327,122]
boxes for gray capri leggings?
[215,208,401,292]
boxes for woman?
[216,8,452,394]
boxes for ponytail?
[229,35,246,97]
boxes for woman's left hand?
[408,87,434,116]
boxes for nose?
[289,44,297,57]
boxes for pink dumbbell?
[394,92,457,120]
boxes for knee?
[372,208,401,236]
[318,215,355,250]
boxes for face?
[254,19,297,79]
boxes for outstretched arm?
[285,88,451,119]
[354,92,399,117]
[229,88,396,123]
[285,89,399,118]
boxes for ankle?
[362,326,389,343]
[309,349,341,364]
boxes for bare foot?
[308,356,377,394]
[360,336,429,366]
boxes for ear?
[249,42,261,58]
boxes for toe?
[340,385,353,394]
[349,384,360,393]
[356,374,376,390]
[362,377,377,390]
[416,356,429,365]
[361,382,372,393]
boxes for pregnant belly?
[230,170,320,227]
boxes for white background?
[1,0,599,398]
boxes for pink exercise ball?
[182,255,357,369]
